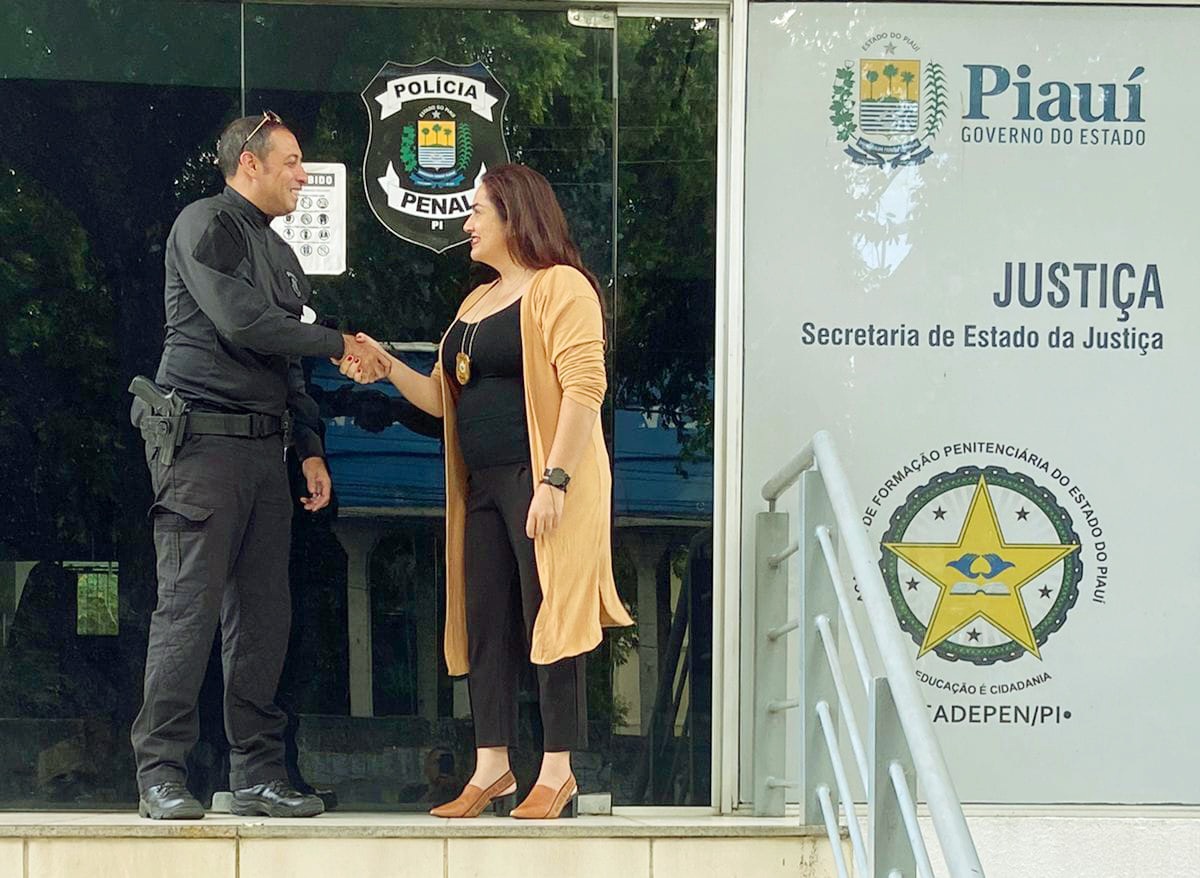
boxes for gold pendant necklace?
[454,270,532,386]
[455,349,472,384]
[456,320,482,385]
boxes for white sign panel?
[744,3,1199,802]
[271,162,346,275]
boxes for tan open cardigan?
[432,264,635,675]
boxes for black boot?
[138,781,205,820]
[230,779,325,818]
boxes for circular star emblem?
[880,465,1083,665]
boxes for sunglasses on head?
[239,110,283,153]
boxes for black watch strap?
[541,467,571,492]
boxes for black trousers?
[131,434,292,793]
[464,462,586,752]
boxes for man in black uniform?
[131,113,388,819]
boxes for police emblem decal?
[880,466,1083,665]
[829,33,946,168]
[361,58,510,253]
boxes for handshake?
[332,333,391,384]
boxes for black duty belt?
[185,411,283,439]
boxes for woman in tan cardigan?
[340,164,632,819]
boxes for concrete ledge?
[27,837,234,878]
[0,838,23,876]
[0,811,826,839]
[0,815,842,878]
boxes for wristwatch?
[541,467,571,492]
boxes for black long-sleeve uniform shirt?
[151,186,344,460]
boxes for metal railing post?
[799,469,839,827]
[752,509,790,816]
[813,432,984,876]
[755,432,984,877]
[870,677,919,878]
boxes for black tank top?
[441,299,530,472]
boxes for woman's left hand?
[526,483,565,539]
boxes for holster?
[129,376,189,466]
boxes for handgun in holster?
[129,375,189,466]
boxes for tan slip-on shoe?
[430,770,517,818]
[510,775,578,819]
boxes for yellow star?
[884,476,1079,659]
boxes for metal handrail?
[817,784,852,878]
[815,613,869,789]
[812,431,982,876]
[761,445,815,508]
[890,761,936,878]
[753,430,985,877]
[816,698,869,877]
[815,524,873,692]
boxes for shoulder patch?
[193,211,247,275]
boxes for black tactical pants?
[464,462,587,753]
[131,433,292,793]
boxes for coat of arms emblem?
[829,37,946,169]
[361,58,510,252]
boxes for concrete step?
[0,812,844,878]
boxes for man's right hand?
[333,334,391,383]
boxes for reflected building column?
[621,530,672,735]
[416,531,439,722]
[332,519,383,718]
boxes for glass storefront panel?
[610,16,718,805]
[0,0,717,811]
[0,0,240,807]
